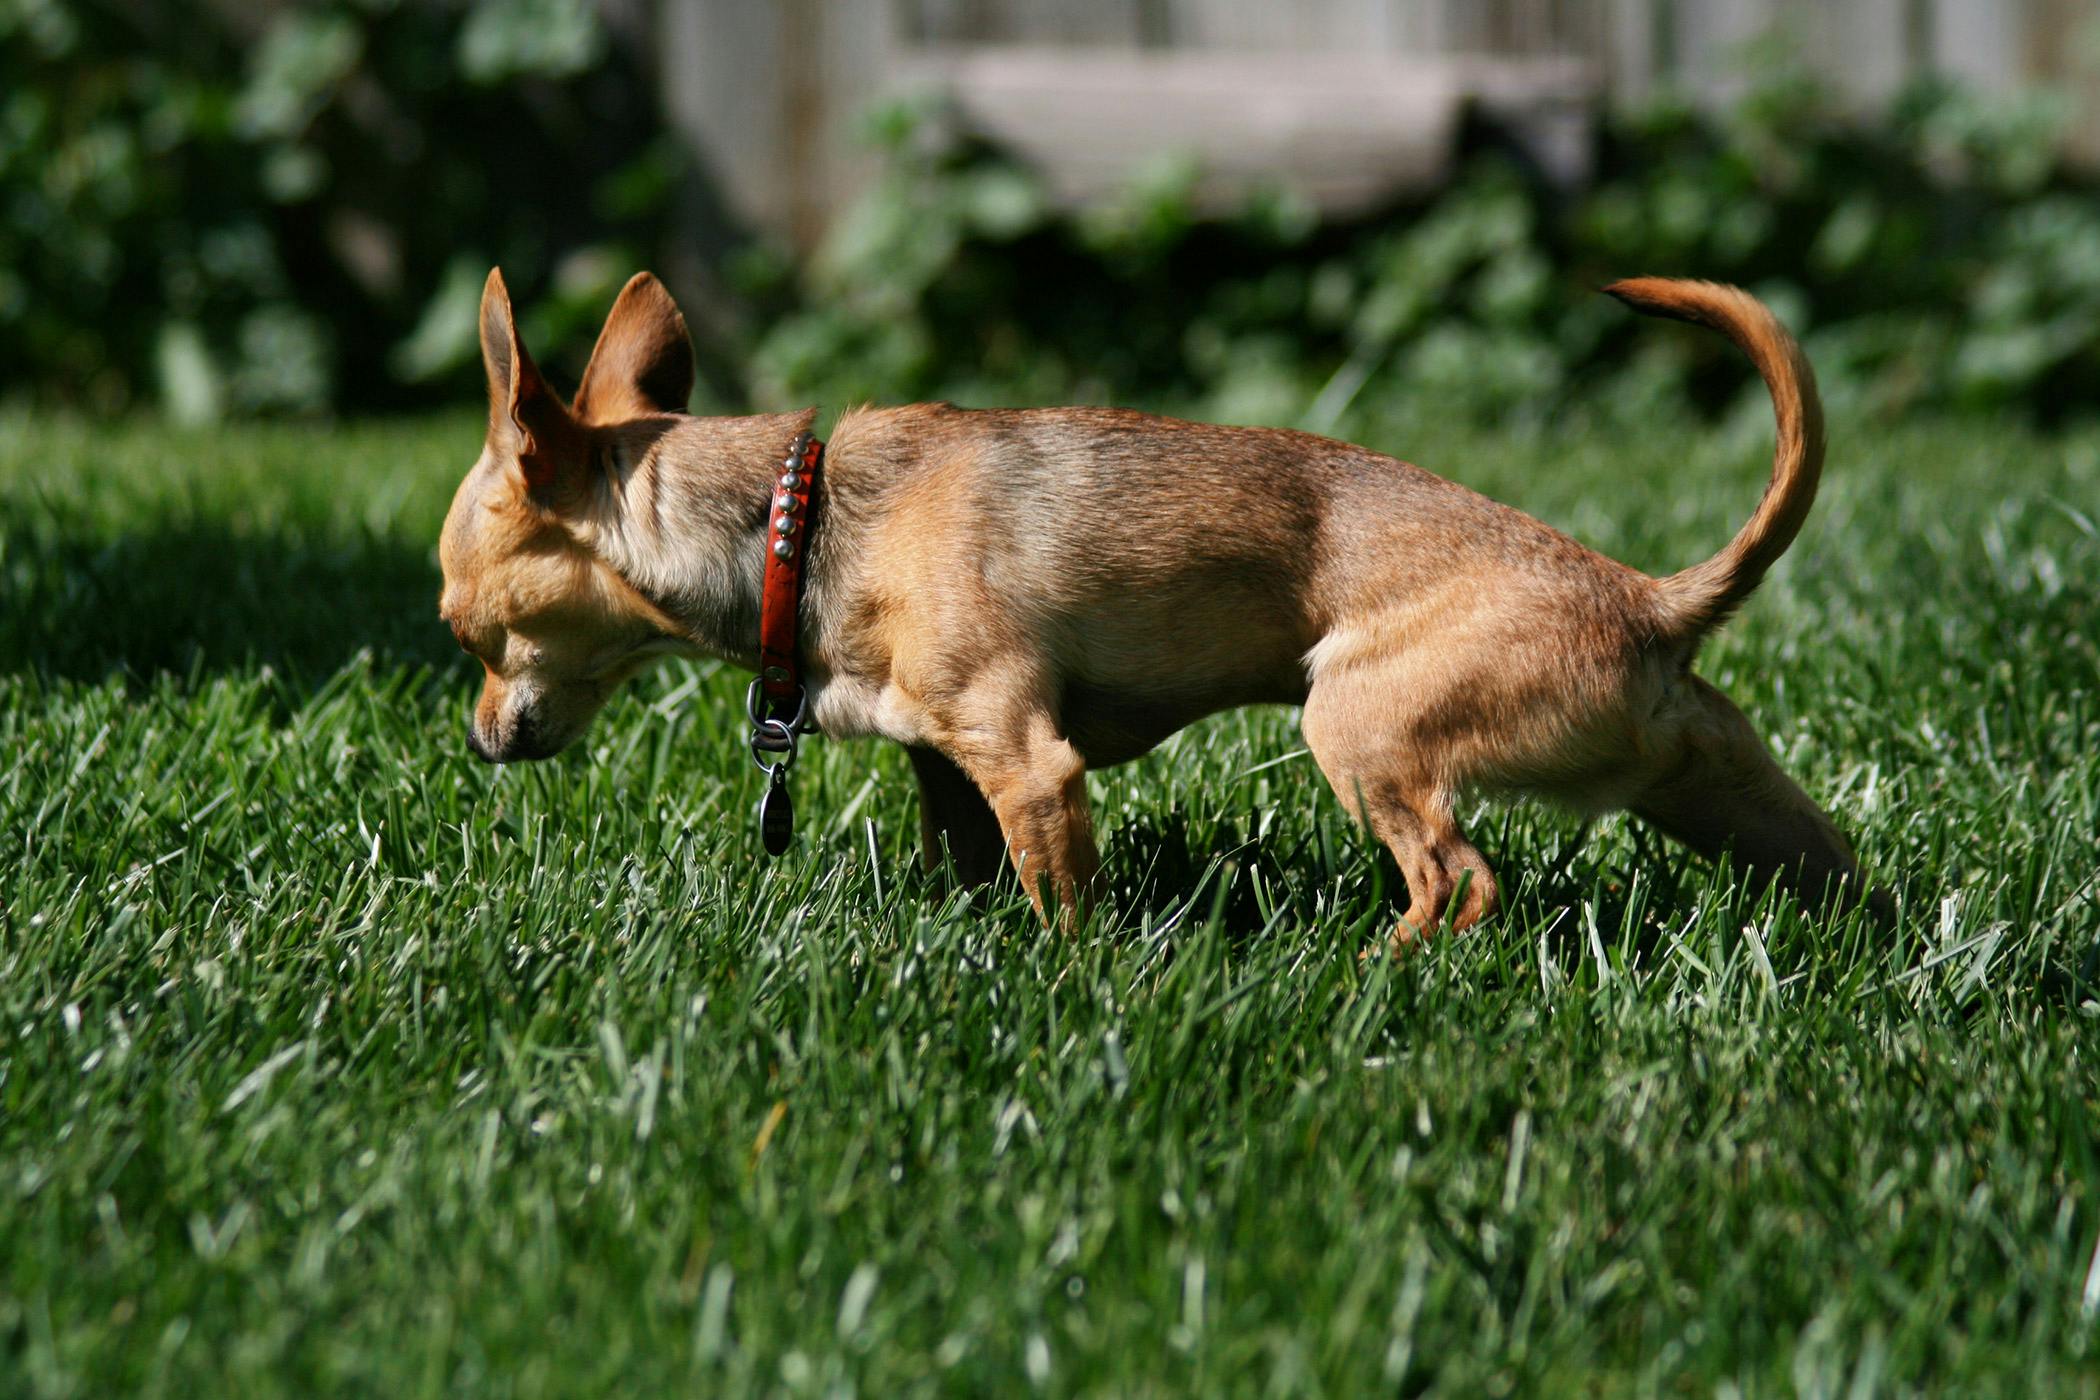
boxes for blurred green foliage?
[0,0,682,417]
[759,74,2100,431]
[5,5,2099,426]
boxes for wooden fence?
[662,0,2100,243]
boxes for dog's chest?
[807,674,924,745]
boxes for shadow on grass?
[1104,806,1709,962]
[1103,814,1384,943]
[0,521,458,686]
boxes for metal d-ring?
[746,678,810,730]
[749,718,799,774]
[747,678,809,773]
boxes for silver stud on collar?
[772,538,794,559]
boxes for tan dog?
[439,268,1878,945]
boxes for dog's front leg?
[947,714,1099,930]
[905,745,1006,887]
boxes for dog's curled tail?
[1606,277,1826,645]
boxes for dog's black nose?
[465,724,496,763]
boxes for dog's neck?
[583,409,822,667]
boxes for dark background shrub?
[6,3,2098,427]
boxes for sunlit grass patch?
[1,410,2095,1395]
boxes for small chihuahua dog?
[440,269,1876,944]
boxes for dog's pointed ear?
[571,272,695,425]
[479,267,584,499]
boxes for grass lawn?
[2,407,2096,1396]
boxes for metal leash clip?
[747,679,810,855]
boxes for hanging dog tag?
[758,770,795,855]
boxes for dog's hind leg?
[905,745,1006,887]
[1301,674,1500,948]
[1631,676,1880,917]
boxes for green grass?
[1,407,2096,1396]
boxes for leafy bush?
[0,0,685,417]
[5,10,2098,428]
[754,73,2100,433]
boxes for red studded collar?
[746,429,822,854]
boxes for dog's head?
[438,268,696,762]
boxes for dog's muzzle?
[467,708,550,763]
